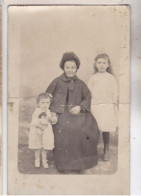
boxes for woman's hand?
[69,106,81,115]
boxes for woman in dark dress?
[46,52,99,172]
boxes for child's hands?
[69,106,81,115]
[36,124,45,131]
[50,113,58,124]
[47,116,52,123]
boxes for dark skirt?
[53,111,100,171]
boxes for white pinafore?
[88,72,118,132]
[28,108,55,150]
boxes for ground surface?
[18,98,118,175]
[18,143,118,175]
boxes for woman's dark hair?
[59,52,80,70]
[94,53,113,74]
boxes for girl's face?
[95,57,109,73]
[39,98,51,111]
[64,61,77,77]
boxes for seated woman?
[46,52,100,172]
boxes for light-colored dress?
[28,108,57,150]
[88,72,118,132]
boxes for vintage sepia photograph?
[0,6,2,194]
[8,5,130,194]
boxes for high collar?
[60,73,78,82]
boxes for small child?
[28,93,57,168]
[88,53,118,161]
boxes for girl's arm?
[50,112,58,124]
[36,124,45,130]
[79,81,91,112]
[87,76,94,93]
[31,109,44,130]
[111,77,118,104]
[31,109,39,126]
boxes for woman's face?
[95,57,109,73]
[64,61,77,77]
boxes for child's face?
[38,98,51,111]
[64,61,77,77]
[95,57,109,73]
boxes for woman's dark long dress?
[46,74,99,171]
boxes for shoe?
[103,152,109,161]
[35,159,40,168]
[42,161,49,169]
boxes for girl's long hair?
[93,53,113,74]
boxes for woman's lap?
[53,112,99,170]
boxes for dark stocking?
[102,132,110,153]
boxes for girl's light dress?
[88,72,118,132]
[28,108,57,150]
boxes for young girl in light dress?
[28,93,57,168]
[88,53,118,161]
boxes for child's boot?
[103,144,109,161]
[42,160,49,169]
[35,159,40,167]
[102,132,110,161]
[35,150,41,167]
[42,149,49,169]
